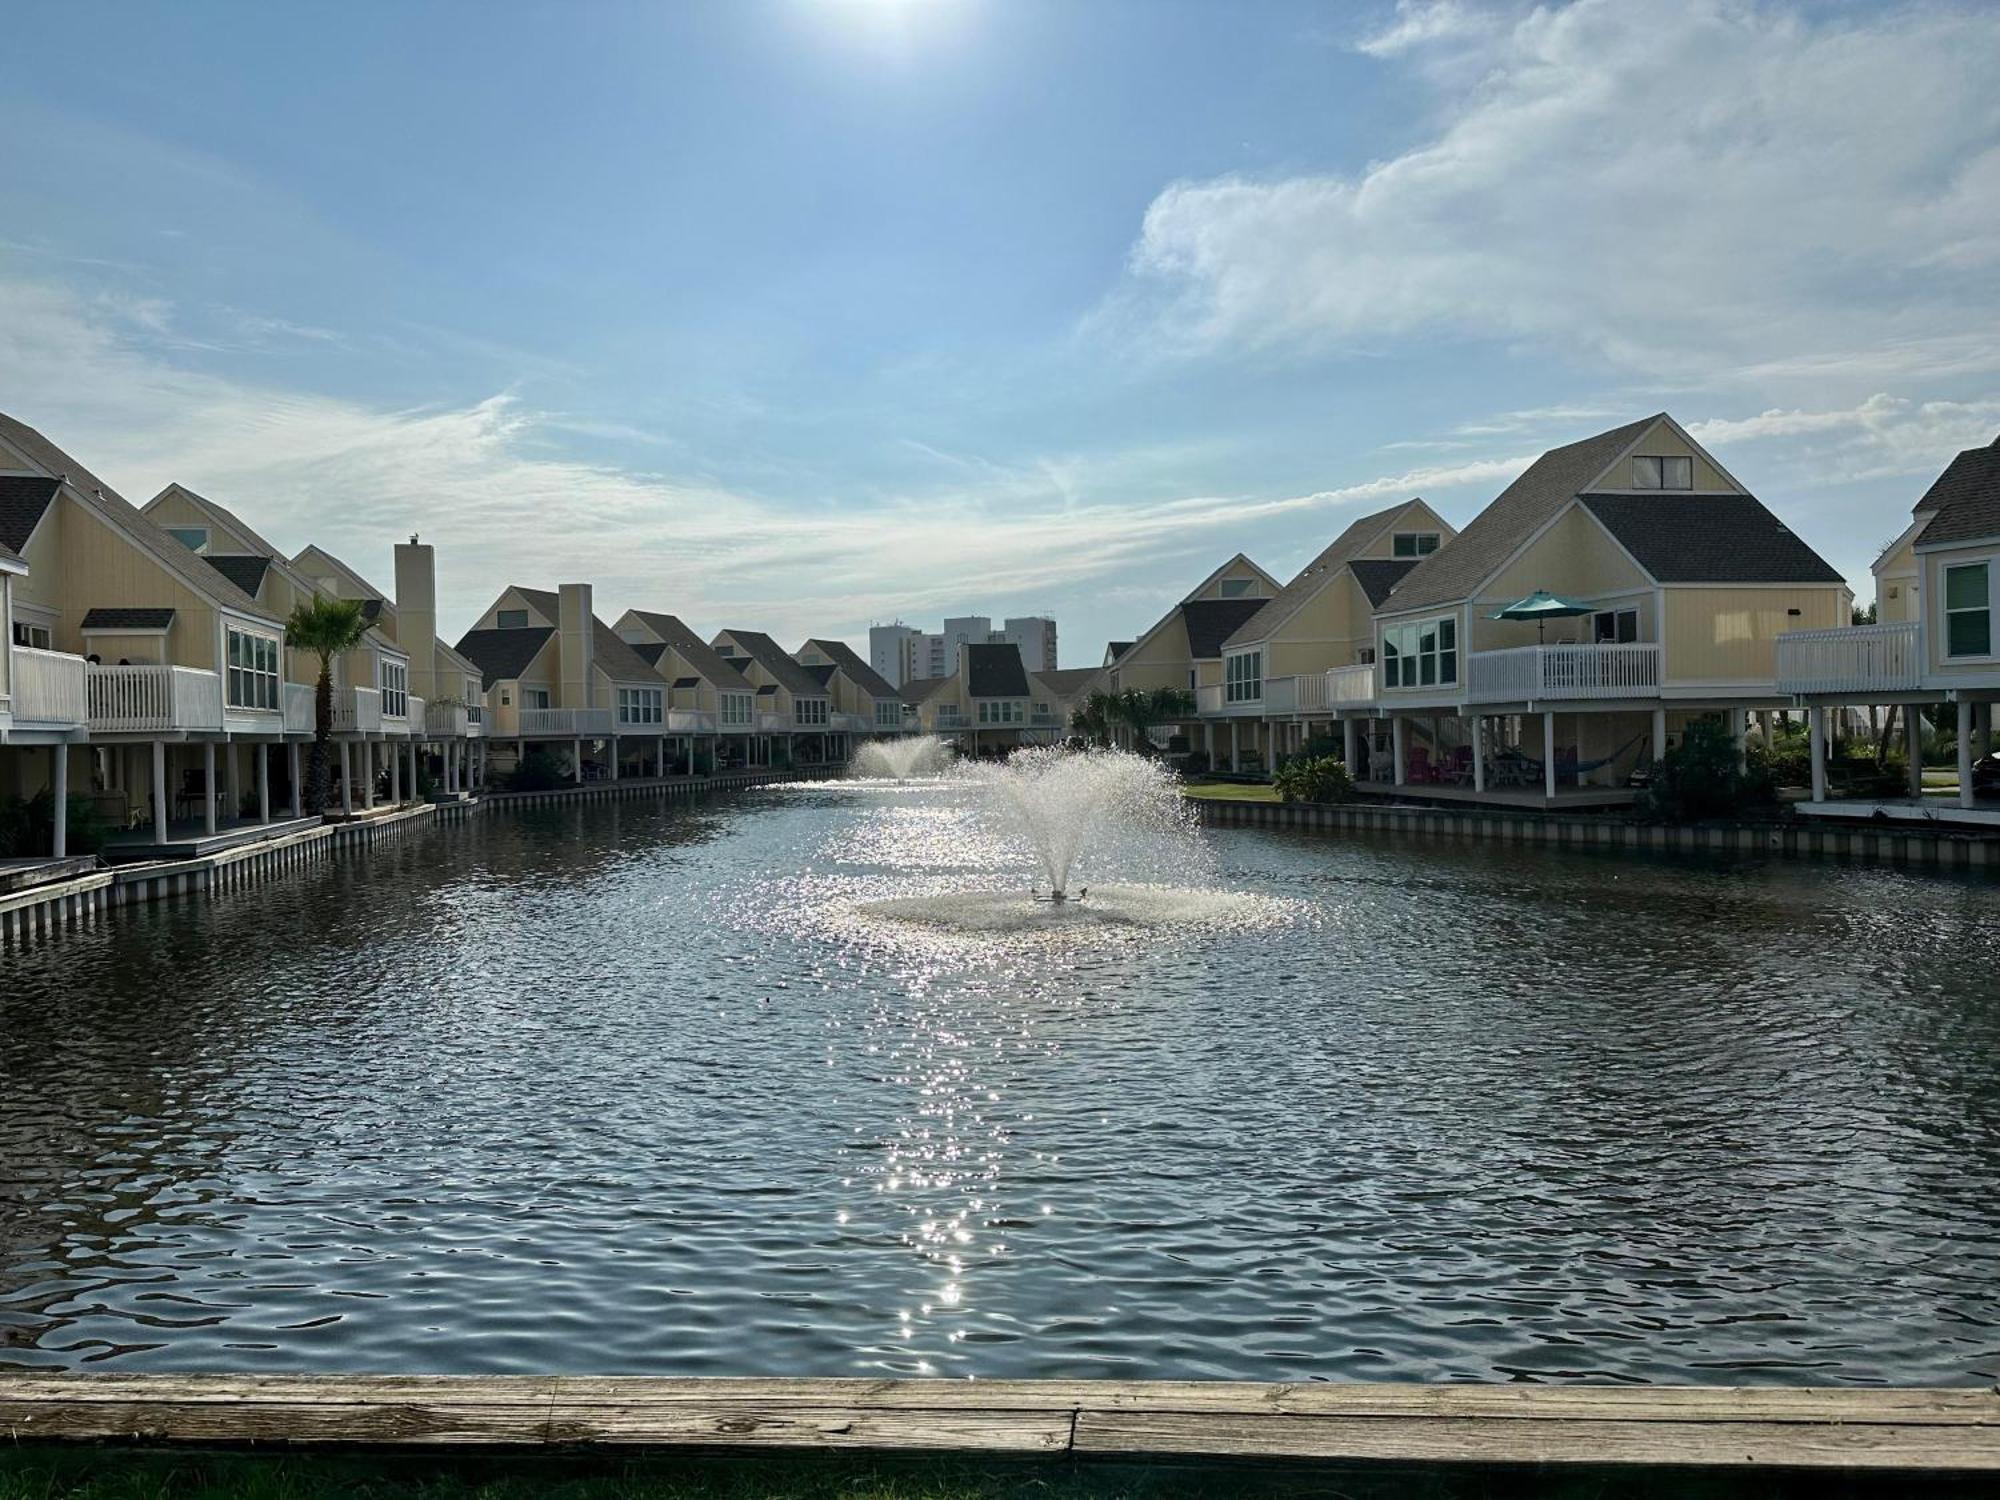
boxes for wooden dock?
[2,1376,1997,1471]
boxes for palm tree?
[1070,691,1117,748]
[285,596,370,812]
[1114,686,1195,753]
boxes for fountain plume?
[850,735,951,780]
[964,746,1196,900]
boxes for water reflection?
[1,785,1997,1384]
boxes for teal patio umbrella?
[1490,590,1594,644]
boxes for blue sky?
[3,0,1998,661]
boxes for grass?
[1178,780,1279,804]
[1,1450,1987,1500]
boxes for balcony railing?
[935,708,969,729]
[11,646,88,728]
[830,711,871,732]
[755,710,792,732]
[424,701,478,738]
[283,681,315,735]
[88,664,223,734]
[1195,683,1223,714]
[397,694,426,733]
[333,686,383,735]
[1777,621,1923,696]
[519,706,613,737]
[666,707,716,734]
[1327,663,1377,706]
[1467,643,1662,703]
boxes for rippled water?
[3,780,1998,1384]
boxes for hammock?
[1509,734,1645,776]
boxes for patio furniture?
[1407,745,1435,784]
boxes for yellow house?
[1103,553,1281,758]
[1204,496,1456,769]
[1031,667,1103,737]
[611,609,758,772]
[1347,414,1848,806]
[1778,431,1999,814]
[911,641,1056,753]
[709,629,835,768]
[795,638,914,743]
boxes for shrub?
[0,792,112,857]
[504,750,567,792]
[1637,718,1775,823]
[1273,755,1354,805]
[1179,750,1211,777]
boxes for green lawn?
[1179,780,1279,804]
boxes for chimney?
[558,582,595,709]
[393,536,438,700]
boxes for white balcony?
[10,646,88,730]
[1195,683,1223,714]
[88,664,224,734]
[332,686,383,735]
[935,708,969,729]
[755,710,792,732]
[519,706,614,737]
[1467,643,1662,703]
[666,707,716,734]
[423,700,482,738]
[389,694,425,734]
[1777,621,1924,697]
[1326,663,1378,707]
[830,711,871,733]
[283,681,315,735]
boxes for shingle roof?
[0,474,60,553]
[0,414,278,621]
[966,642,1031,697]
[82,607,176,630]
[1223,500,1413,648]
[630,641,669,667]
[912,674,959,704]
[1033,667,1101,701]
[801,661,836,688]
[1579,494,1843,584]
[800,637,904,703]
[1349,557,1421,606]
[1179,598,1270,658]
[1384,416,1662,613]
[1913,435,2000,548]
[1106,641,1134,660]
[671,676,699,690]
[716,628,828,698]
[622,611,755,693]
[205,554,272,598]
[453,626,557,689]
[511,586,662,684]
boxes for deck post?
[1809,708,1827,803]
[610,737,619,781]
[1392,716,1406,786]
[1203,721,1214,764]
[362,743,376,810]
[257,743,270,824]
[50,744,67,858]
[390,739,402,804]
[1651,707,1667,765]
[1341,718,1356,769]
[203,742,218,835]
[151,739,169,848]
[1229,721,1240,773]
[223,739,240,821]
[656,735,664,778]
[340,741,353,815]
[289,743,303,817]
[1471,715,1485,793]
[1905,706,1923,798]
[1959,701,1975,808]
[573,737,584,784]
[1761,710,1774,751]
[1543,712,1557,801]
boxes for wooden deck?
[1355,780,1637,811]
[1,1376,1996,1470]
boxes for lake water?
[3,779,1997,1385]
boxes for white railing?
[1262,676,1298,715]
[88,664,223,733]
[756,710,792,732]
[333,686,383,735]
[1292,671,1332,713]
[830,711,870,732]
[519,706,613,737]
[1195,683,1224,714]
[425,701,474,738]
[935,708,968,728]
[283,681,315,735]
[1776,621,1924,696]
[717,715,753,735]
[666,707,716,734]
[11,646,87,727]
[1326,663,1377,707]
[1468,643,1662,702]
[391,694,425,732]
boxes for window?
[1392,532,1442,558]
[721,693,752,726]
[379,658,408,718]
[796,698,828,726]
[1218,578,1255,598]
[524,687,551,710]
[496,608,530,629]
[226,626,280,710]
[875,700,901,727]
[1944,562,1991,658]
[165,526,209,554]
[11,621,51,650]
[976,700,1024,724]
[1632,455,1693,490]
[618,686,663,724]
[1381,617,1458,688]
[1592,607,1639,644]
[1225,650,1263,703]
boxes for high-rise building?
[868,623,922,688]
[998,616,1058,673]
[871,612,1059,683]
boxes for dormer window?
[1218,578,1255,598]
[496,608,530,629]
[1632,456,1692,490]
[1393,532,1442,557]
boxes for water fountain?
[850,734,952,780]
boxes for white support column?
[610,738,620,781]
[257,744,270,824]
[1472,716,1486,793]
[1203,721,1214,764]
[290,742,303,817]
[1959,701,1976,808]
[1760,710,1774,751]
[390,739,402,803]
[340,741,354,816]
[1734,708,1750,771]
[362,743,376,810]
[573,737,584,784]
[223,740,240,821]
[1651,708,1667,765]
[152,740,169,847]
[1342,718,1357,771]
[1906,704,1924,799]
[203,742,218,835]
[1543,711,1558,801]
[1809,707,1827,804]
[1391,716,1407,786]
[656,736,664,779]
[1229,721,1240,773]
[50,745,68,858]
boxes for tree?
[1069,691,1117,748]
[1113,686,1194,753]
[285,596,371,812]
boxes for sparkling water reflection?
[2,782,1997,1384]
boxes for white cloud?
[1120,0,2000,381]
[1687,393,2000,482]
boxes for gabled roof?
[716,628,828,698]
[512,586,662,684]
[1180,598,1269,658]
[291,542,392,608]
[800,637,903,703]
[1350,557,1420,606]
[1579,494,1844,584]
[205,554,272,598]
[152,482,288,561]
[1222,499,1417,648]
[1105,641,1134,661]
[453,625,557,689]
[1384,415,1662,613]
[966,642,1031,697]
[81,607,175,630]
[1912,434,2000,548]
[622,611,756,693]
[0,413,277,621]
[1033,667,1100,701]
[631,641,669,667]
[801,661,837,688]
[0,474,60,553]
[912,673,960,704]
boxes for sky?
[3,0,1998,663]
